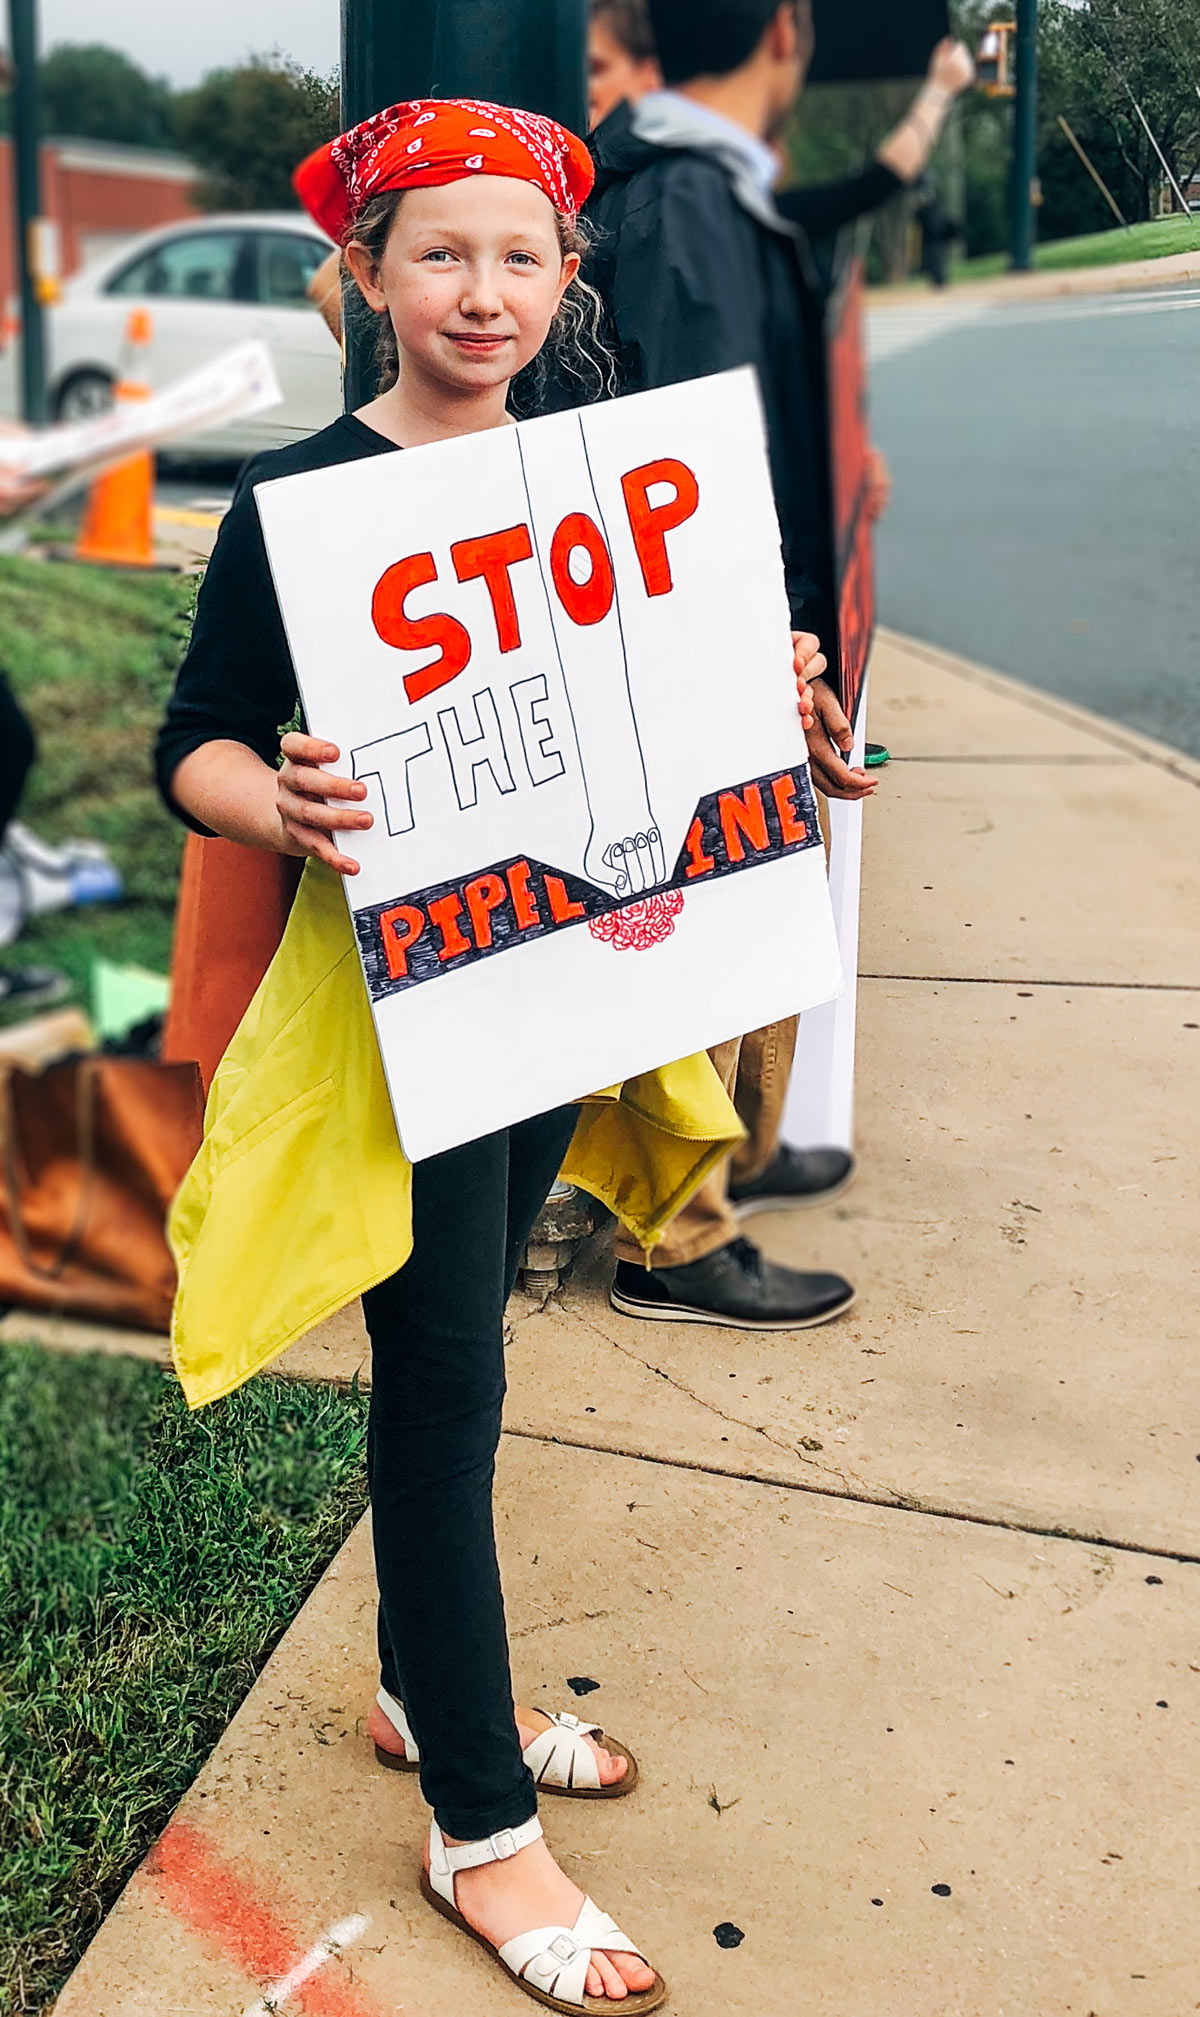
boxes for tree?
[1046,0,1200,222]
[173,55,340,212]
[0,42,176,148]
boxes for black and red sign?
[826,258,876,730]
[354,762,821,1000]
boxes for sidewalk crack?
[541,1296,884,1499]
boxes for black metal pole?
[339,0,586,406]
[1009,0,1038,272]
[8,0,46,422]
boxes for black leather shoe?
[610,1238,855,1331]
[729,1145,856,1219]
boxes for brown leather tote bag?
[0,1055,204,1334]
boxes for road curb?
[878,625,1200,789]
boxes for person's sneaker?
[729,1145,855,1219]
[864,742,891,767]
[0,964,70,1012]
[610,1238,855,1331]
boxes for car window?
[107,232,251,303]
[256,232,329,309]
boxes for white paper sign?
[256,368,842,1160]
[783,670,868,1153]
[1,340,282,482]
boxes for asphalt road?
[868,282,1200,758]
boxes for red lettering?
[428,893,471,961]
[379,903,426,981]
[545,875,586,924]
[621,457,700,598]
[451,524,534,654]
[771,771,807,846]
[371,552,472,705]
[549,513,615,627]
[718,784,770,864]
[464,872,507,950]
[508,858,541,930]
[683,815,715,880]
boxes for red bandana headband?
[294,98,595,244]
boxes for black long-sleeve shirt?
[155,413,398,832]
[578,102,838,659]
[775,160,904,238]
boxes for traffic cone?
[75,308,156,568]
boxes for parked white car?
[12,212,343,457]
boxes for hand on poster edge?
[277,730,373,876]
[0,423,49,518]
[804,677,876,802]
[792,631,824,733]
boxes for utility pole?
[339,0,586,406]
[7,0,47,422]
[1009,0,1038,272]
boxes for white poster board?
[782,671,868,1152]
[256,368,842,1161]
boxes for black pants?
[361,1103,579,1841]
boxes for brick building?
[0,135,199,299]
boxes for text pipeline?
[354,765,820,1000]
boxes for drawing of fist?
[586,818,668,898]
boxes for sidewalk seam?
[861,974,1200,992]
[502,1425,1200,1567]
[879,626,1200,788]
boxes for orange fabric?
[294,97,594,243]
[162,836,303,1094]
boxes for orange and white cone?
[75,308,156,568]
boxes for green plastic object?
[91,957,170,1042]
[864,742,892,768]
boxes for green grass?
[0,554,195,1002]
[0,1343,369,2014]
[955,213,1200,281]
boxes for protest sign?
[827,259,875,730]
[809,0,950,83]
[784,265,875,1154]
[0,341,281,485]
[256,368,842,1161]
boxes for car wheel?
[55,370,115,424]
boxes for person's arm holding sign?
[173,730,372,878]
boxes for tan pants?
[613,1015,799,1269]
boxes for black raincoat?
[577,100,839,671]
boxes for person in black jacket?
[574,0,864,1333]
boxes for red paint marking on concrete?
[145,1822,383,2017]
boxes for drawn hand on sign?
[518,417,670,902]
[586,819,667,898]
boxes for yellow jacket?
[169,862,742,1408]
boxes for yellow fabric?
[169,862,743,1409]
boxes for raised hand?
[928,36,975,96]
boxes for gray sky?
[39,0,339,87]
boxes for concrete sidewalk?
[51,630,1200,2016]
[869,243,1200,305]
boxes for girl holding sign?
[159,100,817,2014]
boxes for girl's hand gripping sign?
[256,368,841,1160]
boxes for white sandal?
[420,1815,667,2012]
[374,1688,639,1798]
